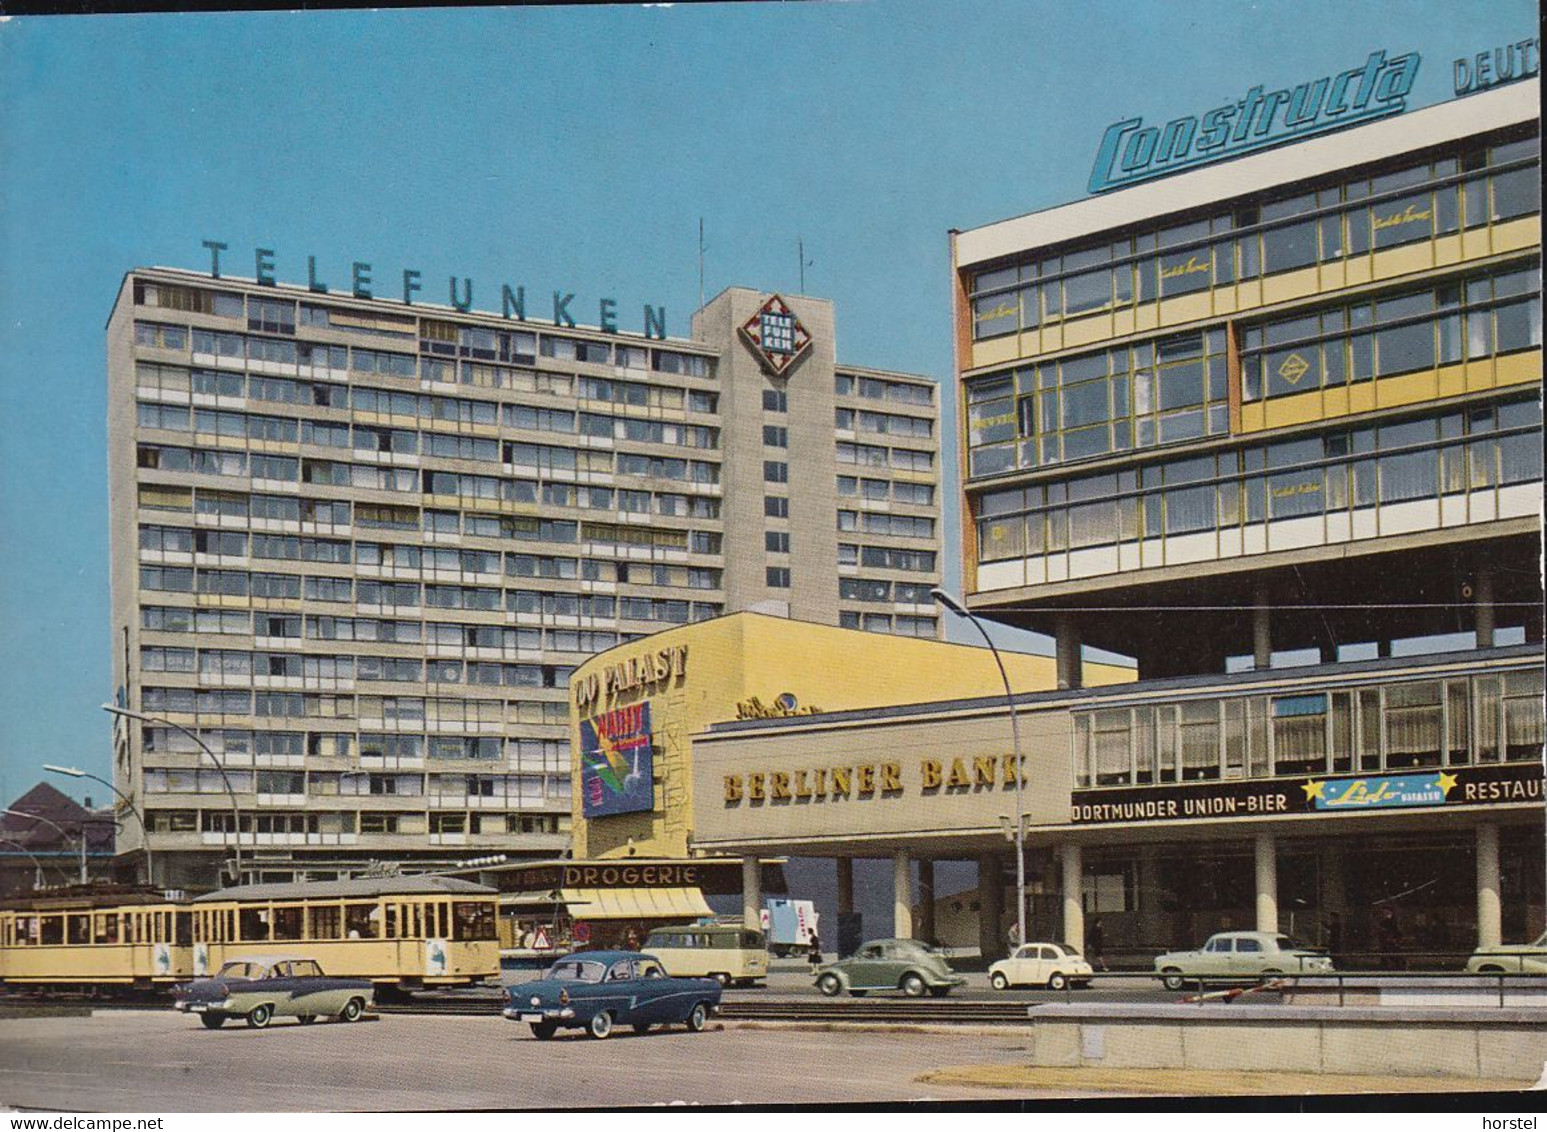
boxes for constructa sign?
[1087,49,1421,194]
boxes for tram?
[0,875,500,993]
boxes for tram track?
[375,994,1034,1025]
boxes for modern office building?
[106,269,941,888]
[942,72,1542,955]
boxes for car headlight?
[529,995,541,1007]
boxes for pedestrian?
[807,932,823,974]
[1086,917,1106,971]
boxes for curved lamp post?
[45,764,154,887]
[931,587,1027,955]
[0,807,86,884]
[0,836,53,888]
[101,703,244,884]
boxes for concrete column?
[917,858,936,944]
[1253,584,1272,670]
[977,854,1004,960]
[1055,614,1083,690]
[1477,823,1502,949]
[1255,833,1278,933]
[836,858,854,917]
[893,849,912,939]
[741,855,761,932]
[1061,843,1084,953]
[1475,569,1496,649]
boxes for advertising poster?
[579,702,655,818]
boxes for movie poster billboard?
[580,702,655,818]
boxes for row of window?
[137,359,722,417]
[965,262,1539,478]
[970,134,1539,339]
[835,372,935,407]
[836,510,936,539]
[1073,669,1544,788]
[976,399,1541,561]
[835,477,935,506]
[1242,265,1540,401]
[836,442,935,472]
[141,809,565,837]
[837,611,938,637]
[133,290,713,377]
[143,769,562,798]
[140,606,725,656]
[140,686,589,726]
[835,407,934,438]
[837,546,939,574]
[142,727,567,760]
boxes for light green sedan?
[1153,931,1334,990]
[1466,930,1547,974]
[174,956,374,1029]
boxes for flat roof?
[955,81,1539,271]
[702,643,1544,736]
[192,875,496,903]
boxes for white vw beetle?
[987,942,1094,990]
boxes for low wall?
[1026,1003,1547,1081]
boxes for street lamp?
[932,586,1027,956]
[0,807,86,884]
[101,703,244,884]
[0,836,53,888]
[45,764,154,887]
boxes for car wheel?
[816,973,842,997]
[1161,970,1186,992]
[246,1003,274,1029]
[296,1015,317,1026]
[587,1011,614,1040]
[198,1012,226,1030]
[900,973,927,997]
[990,972,1009,990]
[529,1021,557,1041]
[340,997,365,1023]
[929,986,951,998]
[712,972,732,987]
[1477,964,1506,974]
[686,1003,708,1032]
[1048,972,1068,991]
[631,1022,652,1035]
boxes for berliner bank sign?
[1088,49,1421,193]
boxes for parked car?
[988,942,1094,990]
[174,956,373,1029]
[1153,931,1334,990]
[502,950,721,1040]
[814,938,966,998]
[1465,930,1547,974]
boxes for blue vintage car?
[502,950,722,1040]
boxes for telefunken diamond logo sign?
[739,294,812,376]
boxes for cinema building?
[107,267,943,888]
[560,69,1543,966]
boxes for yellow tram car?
[190,876,499,990]
[0,876,500,993]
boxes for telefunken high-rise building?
[107,264,941,887]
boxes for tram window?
[239,907,269,941]
[40,916,63,945]
[309,904,342,940]
[385,905,399,939]
[176,911,192,946]
[94,914,120,944]
[344,902,377,939]
[66,915,90,945]
[272,906,303,941]
[20,916,39,945]
[452,901,496,941]
[407,904,422,939]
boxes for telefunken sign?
[1088,49,1420,194]
[198,240,670,338]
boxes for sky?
[0,0,1537,805]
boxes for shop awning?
[559,887,714,921]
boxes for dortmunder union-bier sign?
[1071,762,1542,825]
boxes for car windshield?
[543,959,607,983]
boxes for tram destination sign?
[1071,762,1542,825]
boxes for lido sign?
[1088,49,1420,193]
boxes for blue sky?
[0,1,1536,803]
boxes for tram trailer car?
[0,887,193,991]
[0,876,500,994]
[190,876,500,990]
